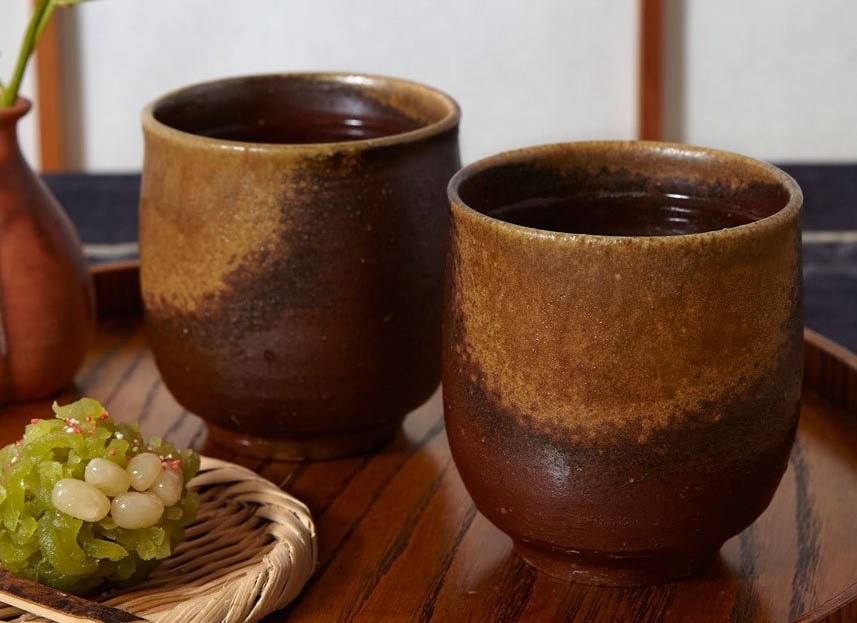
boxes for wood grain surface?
[1,319,855,623]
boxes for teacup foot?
[514,541,717,586]
[203,421,400,461]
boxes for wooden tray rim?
[797,328,857,622]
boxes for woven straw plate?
[0,457,317,623]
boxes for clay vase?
[140,73,460,460]
[444,141,803,585]
[0,99,95,403]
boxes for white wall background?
[60,0,638,170]
[663,0,857,161]
[3,0,857,171]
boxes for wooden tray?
[1,315,855,623]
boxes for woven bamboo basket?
[0,457,317,623]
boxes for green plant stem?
[1,0,56,107]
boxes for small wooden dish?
[0,457,317,623]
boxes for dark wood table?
[1,167,854,621]
[1,318,856,623]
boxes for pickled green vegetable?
[0,398,199,594]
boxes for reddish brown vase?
[0,99,95,403]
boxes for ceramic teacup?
[443,141,803,585]
[140,73,460,460]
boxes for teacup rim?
[447,140,803,244]
[141,71,460,153]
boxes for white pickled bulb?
[85,458,131,496]
[151,469,183,506]
[52,479,110,522]
[111,492,165,529]
[127,453,162,491]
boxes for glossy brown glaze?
[0,99,95,404]
[139,73,460,460]
[444,141,804,585]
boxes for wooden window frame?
[639,0,663,141]
[32,0,64,172]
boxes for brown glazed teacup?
[140,73,460,460]
[443,141,803,585]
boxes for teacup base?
[203,420,400,462]
[514,541,717,586]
